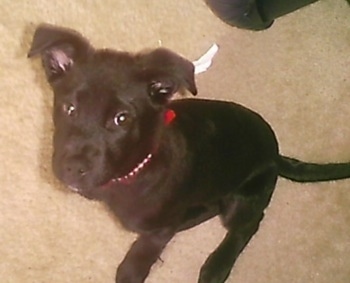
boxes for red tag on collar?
[164,109,176,125]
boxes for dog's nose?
[63,159,89,181]
[66,165,87,176]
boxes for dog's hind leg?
[198,168,278,283]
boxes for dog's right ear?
[27,23,92,82]
[137,48,198,105]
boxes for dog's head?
[28,24,197,196]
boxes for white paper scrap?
[193,44,219,74]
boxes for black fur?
[28,24,350,283]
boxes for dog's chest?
[105,186,171,233]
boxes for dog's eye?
[63,103,76,116]
[148,81,174,97]
[114,112,129,126]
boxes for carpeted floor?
[1,0,350,282]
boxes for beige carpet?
[1,0,350,282]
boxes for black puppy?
[28,24,350,283]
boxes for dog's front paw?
[198,266,231,283]
[198,251,233,283]
[198,267,231,283]
[115,268,144,283]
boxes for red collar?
[115,109,176,184]
[117,153,153,183]
[164,109,176,125]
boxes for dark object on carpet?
[204,0,319,30]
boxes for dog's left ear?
[138,48,197,104]
[27,23,92,82]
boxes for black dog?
[28,24,350,283]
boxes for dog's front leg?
[116,229,174,283]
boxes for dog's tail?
[278,155,350,182]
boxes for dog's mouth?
[68,186,80,192]
[65,152,153,193]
